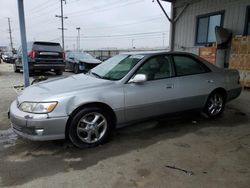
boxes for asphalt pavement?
[0,61,250,188]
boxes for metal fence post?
[17,0,30,87]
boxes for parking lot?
[0,61,249,187]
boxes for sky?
[0,0,171,50]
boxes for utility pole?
[55,0,67,50]
[17,0,30,87]
[7,17,14,52]
[76,27,80,51]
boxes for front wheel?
[73,64,80,74]
[55,69,63,75]
[68,107,113,148]
[204,92,225,118]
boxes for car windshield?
[90,54,144,80]
[72,52,94,59]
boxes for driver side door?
[123,55,180,122]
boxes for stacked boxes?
[229,36,250,87]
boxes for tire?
[68,107,113,148]
[55,69,63,75]
[13,64,20,73]
[29,70,34,76]
[204,91,226,118]
[73,64,80,74]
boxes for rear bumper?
[227,86,242,102]
[9,100,68,141]
[29,63,65,71]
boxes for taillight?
[28,50,36,59]
[62,52,65,60]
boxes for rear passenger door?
[172,55,214,111]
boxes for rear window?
[33,42,62,52]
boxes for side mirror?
[129,74,147,84]
[69,57,75,60]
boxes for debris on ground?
[13,85,24,91]
[165,165,195,176]
[0,128,18,150]
[31,76,48,85]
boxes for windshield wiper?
[90,72,103,79]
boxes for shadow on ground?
[0,105,248,187]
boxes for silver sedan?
[9,52,242,148]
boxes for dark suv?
[14,41,65,75]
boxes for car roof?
[121,51,196,56]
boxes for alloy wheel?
[207,93,224,116]
[76,112,107,144]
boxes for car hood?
[17,74,112,102]
[79,58,101,64]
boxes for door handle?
[166,84,174,89]
[207,80,214,83]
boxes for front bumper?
[9,100,68,141]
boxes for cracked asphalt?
[0,61,250,188]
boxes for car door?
[66,52,75,70]
[172,54,215,111]
[124,55,180,122]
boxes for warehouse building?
[164,0,250,68]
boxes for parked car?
[2,51,16,63]
[65,51,101,74]
[95,55,110,61]
[14,41,65,75]
[9,51,241,148]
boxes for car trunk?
[32,42,64,63]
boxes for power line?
[66,0,144,18]
[80,16,163,31]
[65,31,169,39]
[65,0,126,16]
[28,0,57,13]
[28,2,60,16]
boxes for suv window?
[136,55,172,81]
[173,55,208,76]
[33,42,62,52]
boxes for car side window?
[136,55,172,81]
[173,55,208,76]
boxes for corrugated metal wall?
[173,0,250,54]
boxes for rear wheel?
[68,107,112,148]
[73,64,80,74]
[204,91,225,118]
[55,69,63,75]
[13,64,20,73]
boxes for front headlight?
[19,102,57,114]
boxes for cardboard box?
[229,36,250,71]
[239,36,248,54]
[199,47,216,64]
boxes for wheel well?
[65,102,117,138]
[210,87,227,100]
